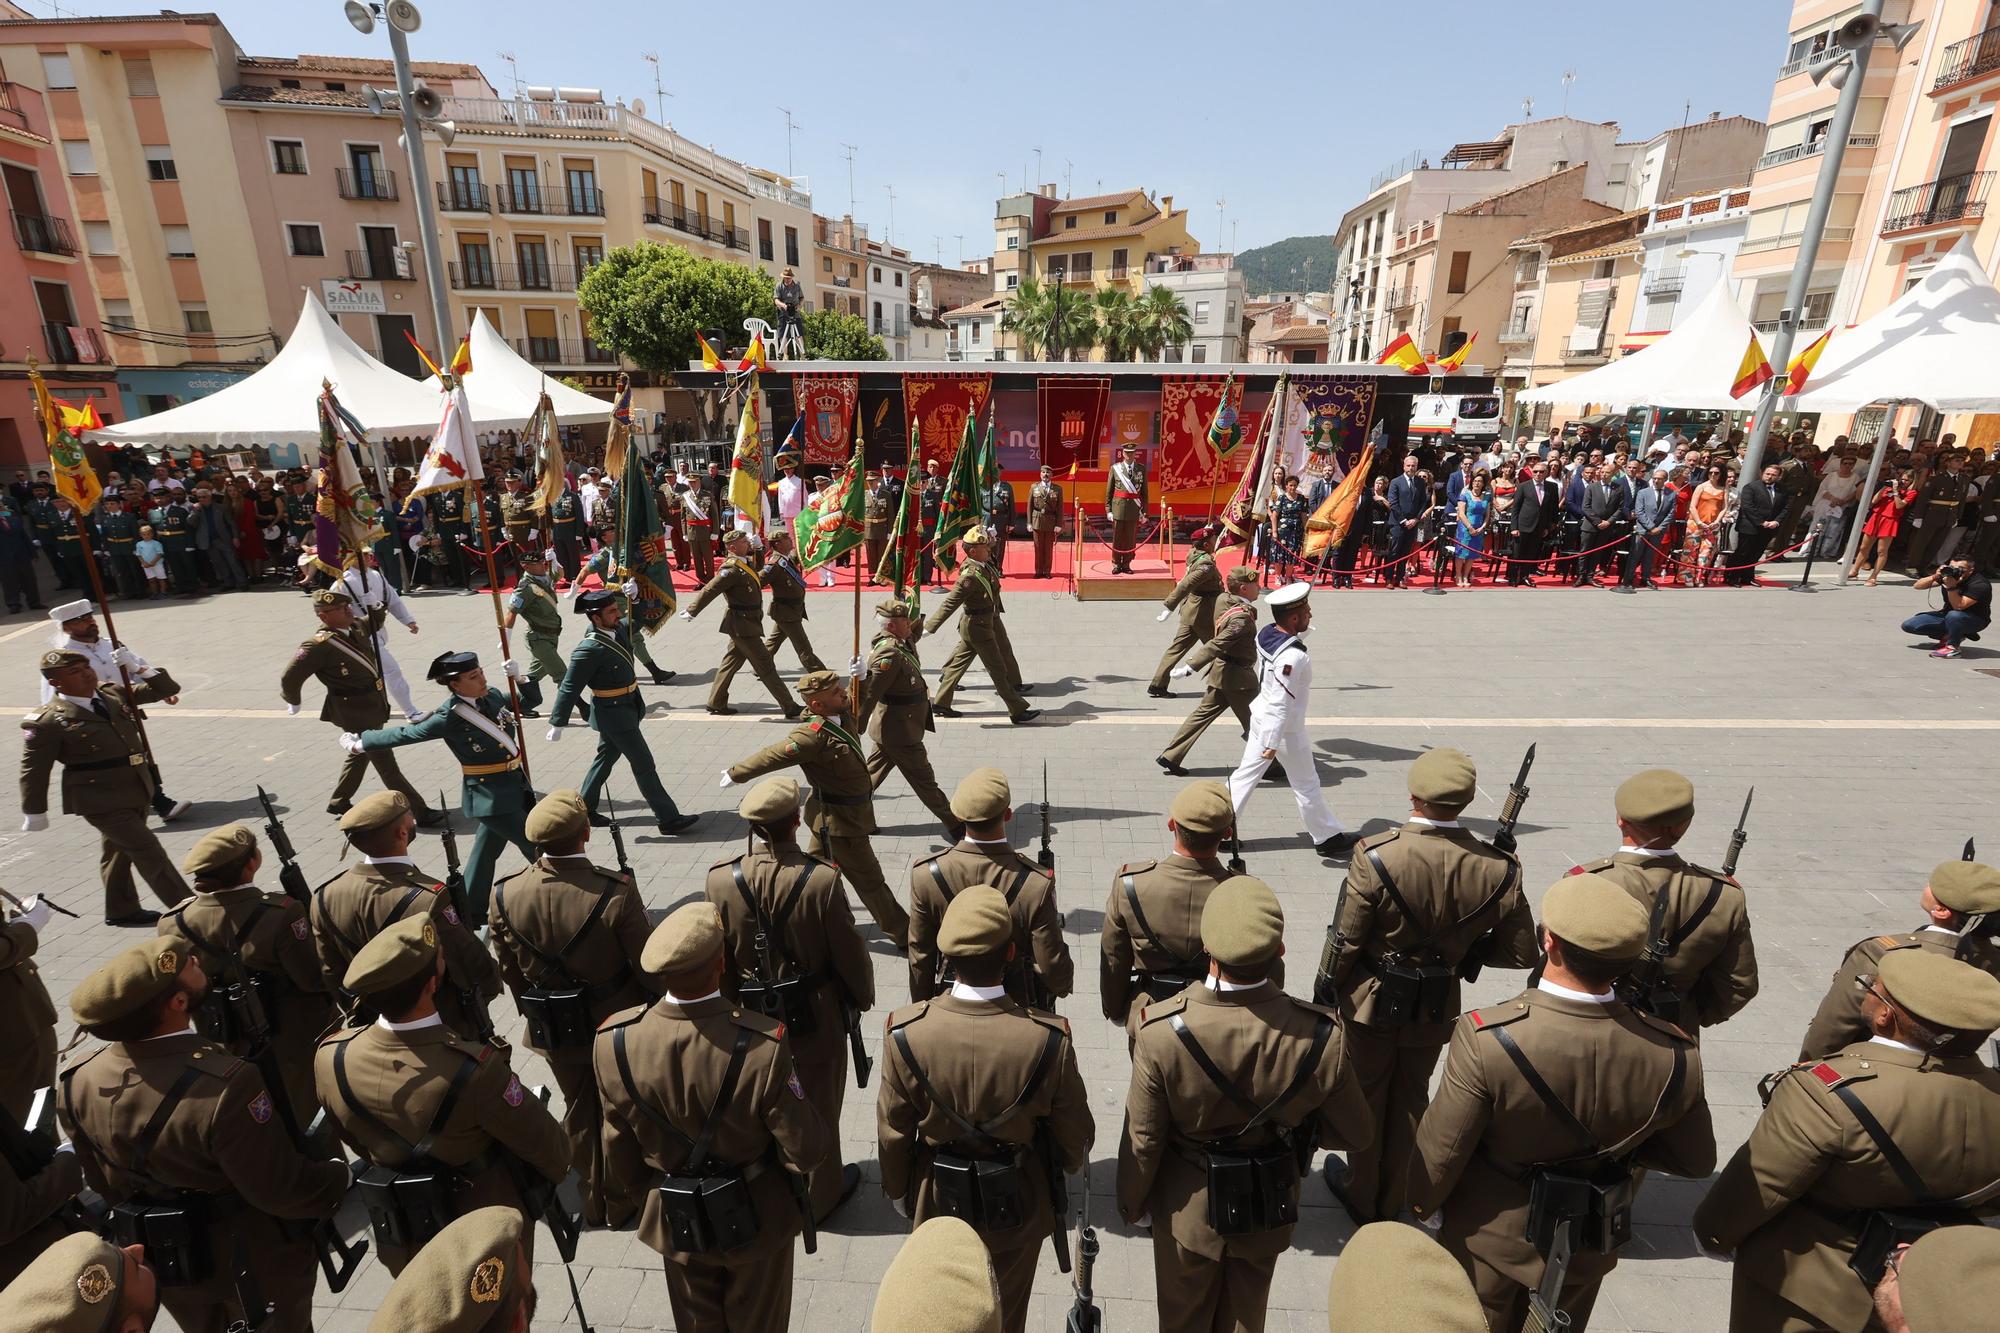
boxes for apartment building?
[1140,253,1246,362]
[864,236,911,359]
[813,212,869,325]
[909,261,985,361]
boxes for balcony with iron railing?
[436,180,490,212]
[345,249,412,281]
[1756,132,1881,171]
[42,322,78,362]
[637,196,749,248]
[0,81,30,133]
[871,315,911,338]
[495,182,605,217]
[446,260,579,291]
[1752,315,1831,335]
[513,337,617,365]
[1934,26,2000,94]
[12,210,76,256]
[1498,325,1536,347]
[1881,172,1994,236]
[1383,285,1416,310]
[1643,270,1685,298]
[336,166,397,201]
[440,95,754,191]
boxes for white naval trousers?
[371,630,419,717]
[1228,727,1343,843]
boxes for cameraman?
[1903,556,1991,658]
[774,266,804,353]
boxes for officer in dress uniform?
[1228,582,1354,858]
[593,903,833,1333]
[1315,748,1539,1226]
[20,649,189,925]
[721,668,911,950]
[1027,464,1064,579]
[281,588,440,820]
[1118,875,1369,1333]
[0,1231,163,1331]
[365,1205,535,1333]
[38,601,190,826]
[1159,566,1261,775]
[705,776,874,1222]
[681,527,802,717]
[864,469,891,577]
[58,939,350,1331]
[158,826,331,1138]
[549,486,584,586]
[150,490,197,596]
[498,470,542,566]
[1098,781,1243,1041]
[310,790,500,1037]
[1800,860,2000,1060]
[1106,441,1149,574]
[1409,874,1716,1332]
[488,789,658,1223]
[928,528,1039,724]
[545,589,699,836]
[315,916,571,1274]
[907,768,1071,1006]
[0,894,81,1289]
[682,480,717,581]
[1149,526,1223,696]
[880,887,1094,1333]
[985,473,1016,571]
[857,596,959,839]
[1575,769,1759,1032]
[758,528,827,672]
[869,1216,1002,1333]
[345,651,538,921]
[501,548,568,718]
[1695,949,2000,1333]
[433,483,471,591]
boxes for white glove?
[678,610,694,622]
[109,645,142,671]
[849,655,864,676]
[14,897,50,932]
[545,726,562,743]
[285,702,300,715]
[500,658,524,680]
[20,814,47,833]
[338,732,364,755]
[1910,517,1923,528]
[719,771,735,788]
[1170,663,1195,679]
[1156,608,1172,622]
[622,579,640,599]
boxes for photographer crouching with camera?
[1902,557,1992,659]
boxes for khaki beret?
[876,597,914,619]
[722,526,752,545]
[1615,769,1695,826]
[949,767,1010,823]
[962,526,993,546]
[524,788,589,845]
[642,902,725,974]
[367,1206,527,1333]
[1541,873,1650,960]
[1327,1222,1484,1333]
[343,915,439,995]
[340,789,410,834]
[797,669,844,695]
[870,1216,1000,1333]
[180,824,259,881]
[1409,747,1477,807]
[937,885,1013,958]
[38,649,87,675]
[1896,1222,2000,1333]
[311,588,354,608]
[1878,948,2000,1034]
[1201,876,1284,967]
[72,939,191,1027]
[1169,780,1235,836]
[738,776,801,823]
[6,1232,130,1332]
[1931,860,2000,915]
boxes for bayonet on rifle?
[255,786,312,906]
[1038,760,1055,871]
[1722,787,1754,878]
[602,784,632,879]
[1065,1186,1101,1333]
[0,887,76,919]
[1492,742,1536,856]
[1966,836,1978,862]
[1525,1217,1575,1331]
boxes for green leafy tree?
[1136,285,1194,361]
[801,307,888,360]
[576,241,775,371]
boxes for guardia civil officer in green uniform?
[549,485,585,584]
[1149,525,1223,696]
[546,588,699,836]
[500,547,570,719]
[364,1206,537,1333]
[97,493,144,600]
[344,650,537,920]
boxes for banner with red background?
[1155,375,1261,494]
[1037,377,1110,473]
[902,373,992,470]
[789,373,859,466]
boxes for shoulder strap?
[1489,1025,1600,1155]
[1366,845,1520,958]
[891,1021,1062,1146]
[927,860,956,904]
[494,881,617,987]
[332,1040,483,1164]
[1828,1081,1935,1200]
[387,881,433,925]
[729,862,812,980]
[1122,873,1196,971]
[613,1023,752,1173]
[1670,878,1726,949]
[1167,1011,1334,1136]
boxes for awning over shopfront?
[1516,282,1769,412]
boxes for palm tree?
[1135,286,1194,362]
[1001,277,1054,359]
[1093,286,1140,361]
[1055,291,1099,361]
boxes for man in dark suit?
[1508,460,1555,586]
[1444,454,1477,509]
[1729,463,1786,585]
[0,502,43,612]
[1627,467,1677,589]
[1559,460,1588,583]
[1385,455,1425,588]
[1579,466,1625,586]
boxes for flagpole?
[1200,372,1238,528]
[851,424,865,685]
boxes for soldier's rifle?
[1038,760,1055,871]
[435,794,495,1042]
[0,886,76,919]
[1039,1125,1072,1274]
[1966,836,1978,861]
[254,785,312,907]
[1461,742,1538,985]
[503,1086,596,1331]
[1065,1187,1101,1333]
[1524,1217,1576,1331]
[1721,787,1754,878]
[602,784,633,879]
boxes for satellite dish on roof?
[631,97,646,118]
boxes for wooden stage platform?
[1073,558,1174,601]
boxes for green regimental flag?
[930,414,983,575]
[797,430,868,572]
[875,425,921,605]
[615,404,677,631]
[976,404,998,520]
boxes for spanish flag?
[56,398,103,432]
[1375,332,1428,376]
[1783,328,1832,396]
[1729,334,1774,399]
[737,330,767,373]
[698,332,726,373]
[447,335,472,380]
[1435,332,1478,373]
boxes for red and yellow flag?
[1435,332,1478,373]
[55,398,103,432]
[737,330,767,373]
[1375,332,1428,376]
[1783,328,1831,396]
[1303,442,1377,558]
[28,362,102,514]
[697,332,725,372]
[1729,334,1774,400]
[447,335,472,380]
[404,330,443,380]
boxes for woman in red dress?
[1849,466,1916,586]
[228,476,267,579]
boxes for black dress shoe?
[782,706,804,720]
[415,809,446,829]
[1016,683,1034,696]
[1321,1159,1374,1227]
[1009,708,1041,725]
[815,1163,865,1224]
[649,668,676,685]
[105,910,162,927]
[1316,831,1359,858]
[657,813,699,836]
[326,799,352,816]
[933,705,961,718]
[1146,686,1173,699]
[588,811,612,827]
[518,708,543,718]
[1156,756,1188,776]
[706,705,739,716]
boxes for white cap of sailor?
[1264,581,1311,610]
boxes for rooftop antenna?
[1522,95,1534,119]
[778,106,801,179]
[1560,69,1576,116]
[498,50,522,100]
[1033,146,1043,190]
[839,142,858,218]
[639,53,673,125]
[995,171,1007,199]
[1665,97,1692,200]
[884,183,896,245]
[955,233,964,263]
[1063,158,1073,196]
[1216,195,1226,253]
[933,235,941,263]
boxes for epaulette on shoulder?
[1024,1007,1071,1037]
[1359,829,1401,851]
[1632,1009,1695,1044]
[910,849,947,870]
[729,1006,785,1042]
[885,999,932,1033]
[1570,856,1617,876]
[1795,1057,1876,1094]
[186,1045,244,1079]
[59,1045,108,1076]
[311,629,334,643]
[596,1002,649,1033]
[709,852,747,874]
[316,1025,364,1050]
[1138,992,1192,1028]
[1117,858,1159,877]
[1679,860,1739,887]
[23,701,61,725]
[1467,999,1532,1030]
[311,868,349,896]
[1291,995,1341,1021]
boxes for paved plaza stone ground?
[3,567,1994,1331]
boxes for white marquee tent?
[452,310,620,428]
[1515,281,1769,412]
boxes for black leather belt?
[882,691,924,704]
[70,754,145,772]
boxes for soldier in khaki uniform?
[20,649,189,926]
[2,1231,164,1331]
[1576,769,1759,1031]
[280,588,439,820]
[59,939,350,1331]
[869,1216,1003,1333]
[498,470,544,571]
[316,916,571,1274]
[907,768,1071,1006]
[879,887,1094,1333]
[857,597,959,838]
[0,894,81,1289]
[705,776,874,1221]
[1099,781,1241,1039]
[594,903,832,1333]
[311,790,500,1038]
[489,789,658,1223]
[1316,748,1539,1225]
[758,528,827,672]
[1696,949,2000,1333]
[1028,464,1064,579]
[1328,1222,1488,1333]
[1159,566,1261,775]
[928,528,1039,724]
[1149,526,1224,696]
[681,527,801,716]
[722,668,911,949]
[365,1205,536,1332]
[1410,874,1716,1332]
[864,469,891,577]
[158,826,331,1136]
[1799,860,2000,1060]
[1118,875,1368,1333]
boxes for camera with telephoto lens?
[1938,561,1967,583]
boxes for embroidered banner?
[1155,374,1255,494]
[1282,377,1379,480]
[789,373,859,466]
[1037,378,1111,473]
[901,373,992,472]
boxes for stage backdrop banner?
[1156,374,1259,494]
[902,372,993,471]
[790,373,859,466]
[1282,376,1378,479]
[1038,378,1111,473]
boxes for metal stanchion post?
[1792,518,1823,592]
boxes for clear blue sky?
[27,0,1789,264]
